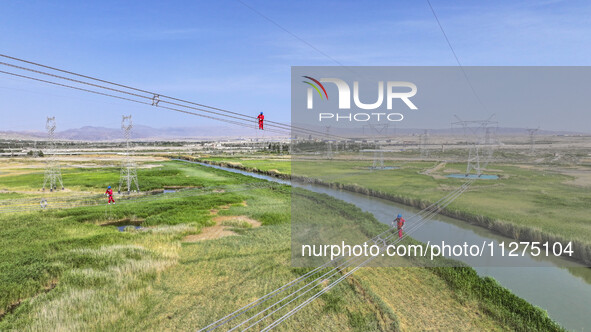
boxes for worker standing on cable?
[257,112,264,130]
[105,186,115,204]
[392,213,405,239]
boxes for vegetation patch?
[0,158,566,330]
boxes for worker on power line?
[105,186,115,204]
[392,213,405,239]
[257,112,264,130]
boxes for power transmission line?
[200,179,474,331]
[236,0,346,67]
[0,62,292,135]
[257,185,471,331]
[0,54,345,140]
[426,0,488,114]
[0,68,291,136]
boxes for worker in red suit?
[392,213,405,239]
[105,186,115,204]
[257,112,264,130]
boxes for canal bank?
[175,158,591,331]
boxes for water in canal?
[178,159,591,331]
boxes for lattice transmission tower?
[372,144,384,169]
[419,129,430,158]
[368,123,389,170]
[325,126,333,159]
[118,115,140,194]
[451,114,498,176]
[42,117,64,191]
[526,127,539,154]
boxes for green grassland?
[195,155,591,264]
[198,155,291,174]
[0,162,250,192]
[295,159,591,264]
[0,192,25,200]
[0,160,562,330]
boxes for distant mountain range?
[0,125,265,141]
[0,125,587,141]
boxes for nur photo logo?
[302,76,418,122]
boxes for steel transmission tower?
[368,123,389,170]
[419,129,430,158]
[32,140,39,158]
[325,126,333,159]
[118,115,140,194]
[526,127,539,154]
[372,143,384,169]
[451,114,498,176]
[42,117,64,191]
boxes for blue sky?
[1,0,590,132]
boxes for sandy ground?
[0,154,166,172]
[516,164,591,187]
[423,162,446,174]
[422,162,447,179]
[182,216,261,242]
[554,166,591,187]
[183,201,260,242]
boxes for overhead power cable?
[221,181,471,331]
[0,54,345,140]
[255,181,472,331]
[426,0,488,113]
[199,178,473,331]
[0,69,290,137]
[236,0,346,67]
[202,180,470,330]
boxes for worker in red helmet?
[105,186,115,204]
[257,112,264,130]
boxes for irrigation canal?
[176,159,591,331]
